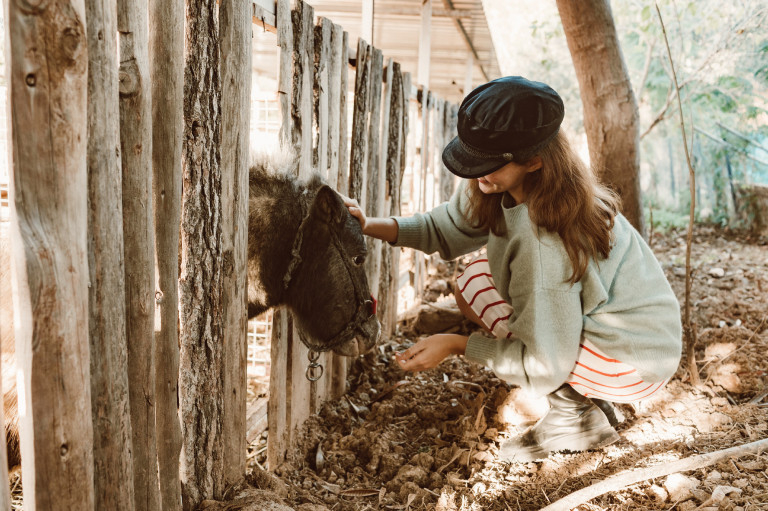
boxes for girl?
[346,76,682,462]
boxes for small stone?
[472,451,494,463]
[705,470,723,482]
[648,484,668,503]
[708,267,725,278]
[664,473,699,501]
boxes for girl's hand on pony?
[341,195,367,231]
[395,334,468,372]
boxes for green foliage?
[645,205,690,233]
[483,0,767,227]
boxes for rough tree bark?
[86,0,135,508]
[149,0,184,506]
[6,0,95,508]
[180,0,224,508]
[556,0,645,234]
[117,0,161,507]
[219,0,251,490]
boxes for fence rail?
[0,0,459,508]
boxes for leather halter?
[282,192,376,360]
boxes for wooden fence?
[1,0,459,508]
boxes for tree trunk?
[86,0,135,508]
[117,0,161,507]
[180,0,224,508]
[149,0,184,506]
[219,0,251,490]
[556,0,644,234]
[6,1,95,508]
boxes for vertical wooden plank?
[313,16,331,410]
[117,0,162,507]
[349,38,371,205]
[329,31,351,402]
[327,22,343,190]
[180,0,224,506]
[220,0,251,489]
[290,0,315,423]
[440,102,457,202]
[277,0,293,148]
[314,17,331,181]
[267,309,290,470]
[418,0,432,89]
[385,70,410,334]
[377,58,395,337]
[274,0,295,468]
[6,0,95,508]
[86,0,135,508]
[150,0,184,504]
[364,48,383,295]
[0,222,10,510]
[293,0,314,179]
[336,31,350,195]
[414,89,432,297]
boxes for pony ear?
[310,185,345,225]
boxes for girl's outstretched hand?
[395,334,468,372]
[341,195,367,231]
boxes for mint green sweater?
[394,181,682,396]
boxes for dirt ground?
[249,225,768,511]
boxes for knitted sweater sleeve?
[464,287,584,397]
[391,181,488,260]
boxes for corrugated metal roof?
[251,0,500,103]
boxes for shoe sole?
[505,428,620,463]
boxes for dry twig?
[656,2,700,387]
[540,437,768,511]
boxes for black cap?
[442,76,565,178]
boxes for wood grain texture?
[7,0,95,508]
[87,0,135,507]
[219,0,251,490]
[180,0,224,507]
[149,0,184,505]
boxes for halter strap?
[281,192,375,355]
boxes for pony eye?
[353,255,366,266]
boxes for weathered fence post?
[315,17,331,180]
[350,38,372,206]
[313,16,332,410]
[0,221,11,509]
[118,0,161,507]
[288,0,316,430]
[329,25,350,401]
[219,0,252,488]
[180,0,224,506]
[364,48,384,296]
[269,0,294,472]
[86,0,135,508]
[441,104,458,202]
[382,67,410,336]
[6,0,95,508]
[149,0,184,505]
[0,225,9,511]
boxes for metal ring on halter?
[306,349,324,382]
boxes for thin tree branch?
[540,438,768,511]
[656,2,700,387]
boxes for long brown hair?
[464,131,620,284]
